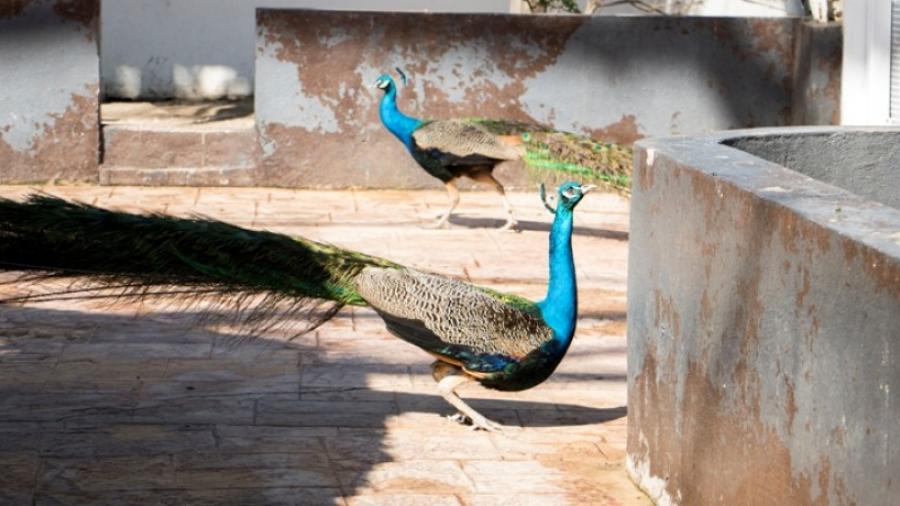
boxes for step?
[99,165,257,186]
[99,101,258,186]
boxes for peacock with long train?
[0,182,594,431]
[374,68,631,230]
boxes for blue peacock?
[374,68,631,230]
[0,182,593,430]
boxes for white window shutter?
[891,0,900,120]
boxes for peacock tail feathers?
[468,118,633,195]
[0,195,548,347]
[0,194,398,337]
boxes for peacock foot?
[446,411,503,432]
[446,412,470,424]
[498,219,519,232]
[424,217,451,229]
[468,415,504,432]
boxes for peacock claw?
[446,412,502,431]
[498,220,519,232]
[424,218,451,229]
[469,417,504,432]
[447,412,470,424]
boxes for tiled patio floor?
[0,185,649,505]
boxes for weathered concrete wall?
[101,0,513,100]
[0,0,100,183]
[725,130,900,210]
[255,11,812,188]
[791,21,842,125]
[627,126,900,505]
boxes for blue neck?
[537,206,577,345]
[379,85,422,151]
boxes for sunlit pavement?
[0,186,649,505]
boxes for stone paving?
[0,185,649,505]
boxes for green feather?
[0,195,398,335]
[467,118,632,195]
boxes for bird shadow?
[0,304,627,504]
[448,216,629,240]
[190,99,254,124]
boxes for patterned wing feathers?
[413,120,524,161]
[353,267,551,359]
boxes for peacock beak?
[580,185,597,194]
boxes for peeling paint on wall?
[256,41,340,133]
[0,0,99,183]
[255,10,819,188]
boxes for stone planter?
[627,126,900,505]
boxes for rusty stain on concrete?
[631,346,847,505]
[747,19,794,62]
[53,0,100,40]
[255,10,584,188]
[844,237,900,301]
[630,129,900,506]
[0,0,98,36]
[0,1,100,183]
[0,0,34,19]
[590,115,644,146]
[818,47,842,125]
[259,11,576,134]
[0,87,99,183]
[256,11,807,188]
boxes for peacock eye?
[562,187,578,199]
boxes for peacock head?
[539,182,595,214]
[373,74,395,93]
[373,68,408,93]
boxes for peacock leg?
[436,374,503,432]
[470,171,517,231]
[427,179,459,228]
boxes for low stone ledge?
[627,126,900,506]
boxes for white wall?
[588,0,803,16]
[840,0,893,125]
[101,0,512,100]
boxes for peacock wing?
[411,120,523,164]
[353,267,552,368]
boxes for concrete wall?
[791,20,842,125]
[101,0,512,100]
[725,130,900,209]
[102,0,809,101]
[255,11,818,188]
[627,126,900,505]
[0,0,100,183]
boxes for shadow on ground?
[0,304,626,505]
[448,216,629,240]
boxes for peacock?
[374,68,631,230]
[0,182,594,431]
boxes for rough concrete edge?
[637,126,900,261]
[626,125,900,501]
[626,453,674,506]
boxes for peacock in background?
[0,182,594,431]
[374,68,631,230]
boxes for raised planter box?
[627,126,900,505]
